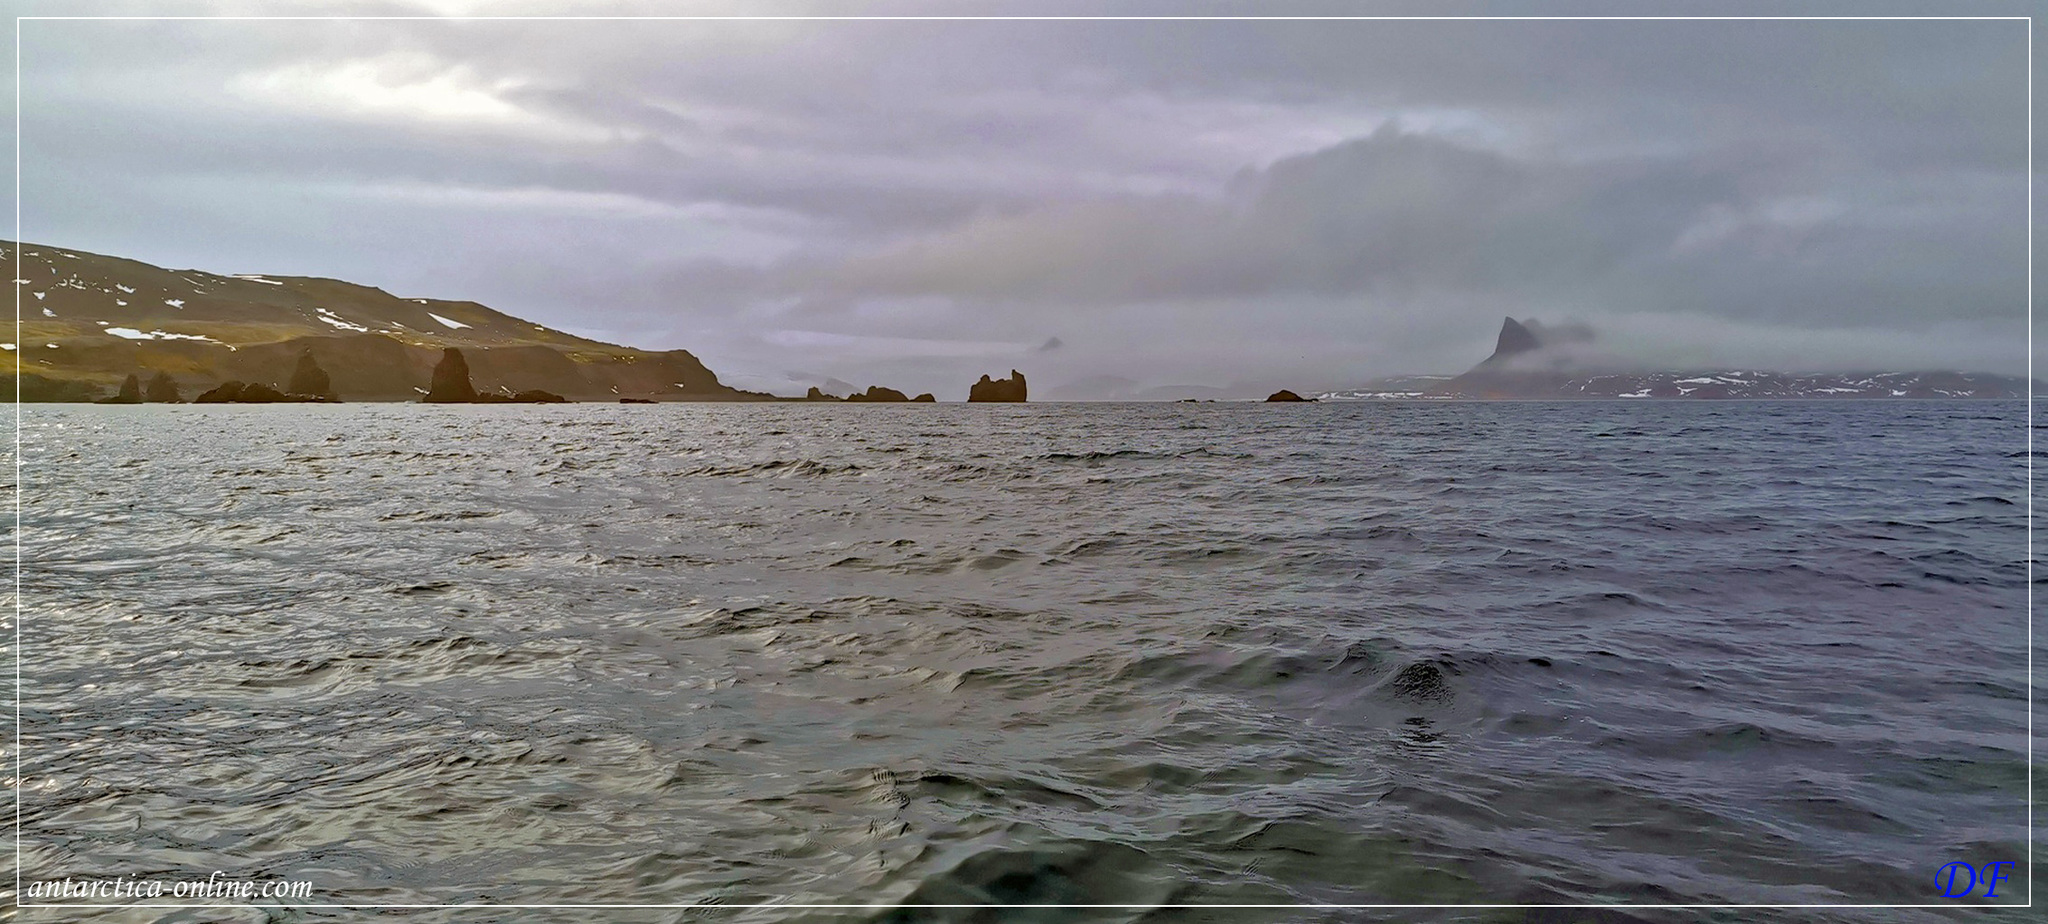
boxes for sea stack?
[1265,389,1313,402]
[287,350,336,400]
[968,370,1027,402]
[97,373,144,404]
[424,348,478,403]
[144,371,181,403]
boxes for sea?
[8,400,2037,923]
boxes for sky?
[10,1,2039,397]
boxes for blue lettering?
[1940,862,1977,898]
[1983,861,2014,898]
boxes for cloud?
[811,124,1740,304]
[229,53,534,128]
[14,11,2033,393]
[753,122,2021,380]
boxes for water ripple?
[10,400,2034,921]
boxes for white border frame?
[8,10,2039,913]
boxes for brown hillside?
[4,241,761,401]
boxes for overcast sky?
[12,2,2038,395]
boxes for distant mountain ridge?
[1325,316,2031,400]
[1326,369,2032,400]
[5,241,764,401]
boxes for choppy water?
[8,401,2037,923]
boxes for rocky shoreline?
[48,347,1041,406]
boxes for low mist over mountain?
[1324,317,2032,400]
[1468,317,1610,375]
[5,242,759,401]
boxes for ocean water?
[8,400,2036,923]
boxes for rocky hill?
[4,241,764,401]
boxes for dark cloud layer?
[12,4,2035,395]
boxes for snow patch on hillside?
[314,307,371,332]
[106,327,221,344]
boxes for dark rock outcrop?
[239,383,288,403]
[619,397,656,404]
[191,379,331,403]
[412,347,573,403]
[144,371,181,403]
[423,348,477,403]
[1265,389,1314,402]
[96,374,144,404]
[194,381,246,403]
[287,350,335,400]
[846,385,911,402]
[968,369,1028,402]
[797,384,937,403]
